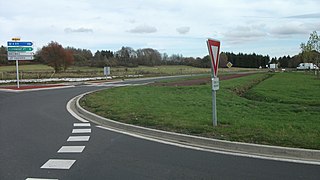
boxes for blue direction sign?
[7,41,33,46]
[7,39,35,61]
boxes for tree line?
[0,43,293,72]
[1,31,318,72]
[31,42,275,71]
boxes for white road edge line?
[96,125,320,166]
[66,97,89,123]
[26,178,58,180]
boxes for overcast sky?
[1,0,319,58]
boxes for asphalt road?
[1,78,320,180]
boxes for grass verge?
[80,72,320,149]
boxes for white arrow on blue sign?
[7,41,33,46]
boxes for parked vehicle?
[297,63,319,70]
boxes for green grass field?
[81,72,320,149]
[0,64,212,80]
[245,72,320,106]
[0,64,263,81]
[0,64,53,71]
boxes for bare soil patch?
[153,73,255,87]
[0,84,66,90]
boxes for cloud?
[176,26,190,34]
[269,22,314,36]
[64,27,93,33]
[286,13,320,19]
[223,25,267,43]
[128,24,157,34]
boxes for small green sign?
[8,47,33,51]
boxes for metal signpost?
[207,39,221,126]
[7,38,34,88]
[104,67,111,77]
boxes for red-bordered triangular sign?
[207,39,220,77]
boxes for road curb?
[70,90,320,164]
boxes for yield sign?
[207,39,221,77]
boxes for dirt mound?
[153,73,255,87]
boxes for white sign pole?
[212,86,217,126]
[16,60,20,88]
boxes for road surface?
[1,78,319,180]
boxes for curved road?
[1,78,320,180]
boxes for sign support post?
[16,60,20,88]
[212,87,217,126]
[104,67,111,77]
[207,39,221,126]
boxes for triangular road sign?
[207,39,220,77]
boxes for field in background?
[0,64,263,81]
[81,72,320,149]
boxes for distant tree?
[224,52,269,68]
[0,45,8,65]
[115,47,138,67]
[136,48,162,66]
[65,47,93,66]
[162,53,169,62]
[199,55,211,68]
[39,41,74,72]
[219,52,228,68]
[63,50,74,71]
[278,55,291,68]
[300,31,320,65]
[288,55,303,68]
[270,57,277,64]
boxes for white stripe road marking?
[67,136,90,142]
[26,178,58,180]
[73,123,91,127]
[41,159,76,170]
[58,146,85,153]
[72,129,91,133]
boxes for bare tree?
[39,41,74,72]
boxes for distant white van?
[297,63,319,70]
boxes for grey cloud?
[270,26,307,35]
[128,24,157,33]
[223,25,267,43]
[286,13,320,19]
[176,26,190,34]
[270,23,318,36]
[126,19,136,24]
[64,27,93,33]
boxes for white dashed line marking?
[72,129,91,133]
[26,178,58,180]
[41,159,76,170]
[73,123,91,127]
[67,136,90,142]
[58,146,85,153]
